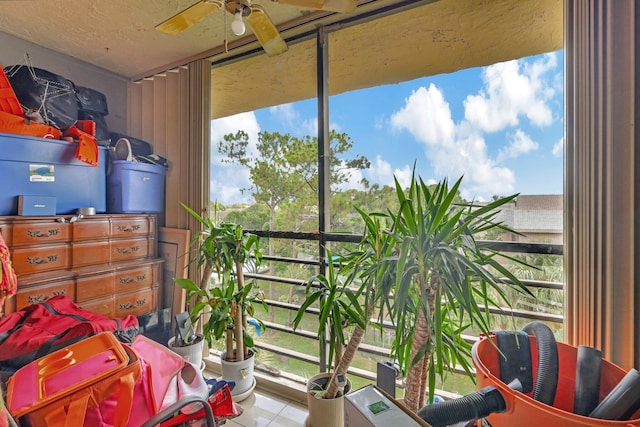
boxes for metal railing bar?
[502,278,563,290]
[255,341,320,365]
[262,320,319,340]
[260,255,320,266]
[245,273,308,287]
[484,306,564,323]
[245,229,562,255]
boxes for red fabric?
[0,231,17,306]
[159,384,241,427]
[0,390,9,427]
[0,295,138,371]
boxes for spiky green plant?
[292,208,397,399]
[388,171,533,412]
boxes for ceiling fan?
[155,0,357,57]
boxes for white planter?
[305,372,352,427]
[168,334,205,370]
[220,350,256,401]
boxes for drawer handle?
[27,290,65,305]
[120,274,146,284]
[117,225,141,233]
[119,298,146,310]
[27,228,61,238]
[117,246,140,254]
[27,255,59,265]
[28,294,46,304]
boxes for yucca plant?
[292,208,397,399]
[388,171,533,413]
[175,202,267,362]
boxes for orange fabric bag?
[7,332,141,427]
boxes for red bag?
[0,295,138,373]
[85,334,210,427]
[7,332,142,427]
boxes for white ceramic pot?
[168,334,205,370]
[305,372,352,427]
[220,350,256,401]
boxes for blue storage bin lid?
[110,160,167,175]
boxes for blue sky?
[210,51,564,205]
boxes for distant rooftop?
[497,194,563,232]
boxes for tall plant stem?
[404,274,438,412]
[324,302,374,399]
[225,327,234,360]
[193,261,213,332]
[404,308,429,412]
[234,259,245,362]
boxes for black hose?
[522,321,559,406]
[573,345,602,416]
[589,368,640,420]
[417,386,507,427]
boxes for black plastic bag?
[4,65,78,130]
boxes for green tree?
[224,203,270,230]
[217,129,370,320]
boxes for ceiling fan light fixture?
[231,9,246,36]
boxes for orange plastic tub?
[472,335,640,426]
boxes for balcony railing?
[209,230,564,396]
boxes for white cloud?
[392,165,414,189]
[496,130,539,163]
[390,84,516,199]
[269,106,340,136]
[391,84,455,146]
[269,104,298,127]
[302,117,318,136]
[374,115,385,130]
[210,112,261,205]
[363,156,413,188]
[388,54,559,200]
[365,156,394,183]
[464,54,556,133]
[552,137,564,157]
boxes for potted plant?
[387,171,533,413]
[174,202,267,399]
[167,312,206,371]
[293,208,397,427]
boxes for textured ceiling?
[0,0,563,118]
[0,0,423,79]
[212,0,563,118]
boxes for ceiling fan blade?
[270,0,356,13]
[246,5,288,57]
[155,0,223,35]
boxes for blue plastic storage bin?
[107,160,167,213]
[0,132,107,215]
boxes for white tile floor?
[223,389,308,427]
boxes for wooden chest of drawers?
[1,214,163,318]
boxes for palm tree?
[389,172,532,413]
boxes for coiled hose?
[417,385,508,427]
[522,321,559,406]
[417,322,559,426]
